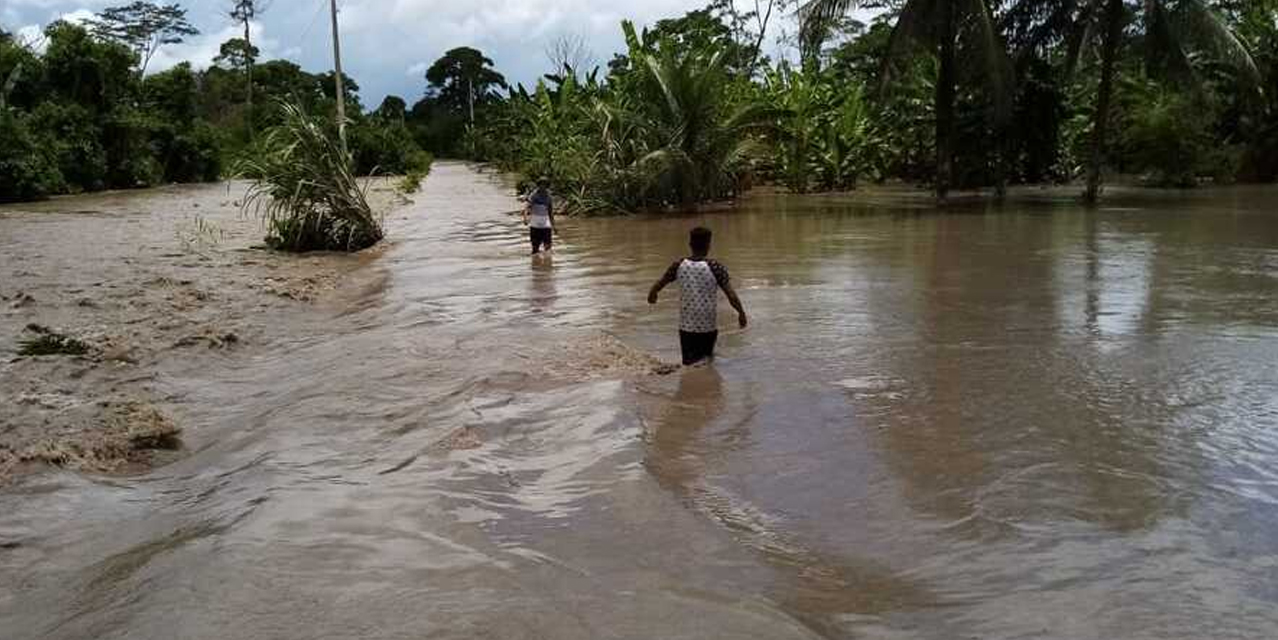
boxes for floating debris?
[0,402,182,485]
[18,325,91,357]
[173,331,239,349]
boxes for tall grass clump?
[396,151,434,194]
[236,102,382,252]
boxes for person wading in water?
[522,177,555,256]
[647,227,747,366]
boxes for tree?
[425,47,508,123]
[1008,0,1258,202]
[799,0,1013,201]
[620,20,772,206]
[376,95,407,124]
[214,37,259,71]
[1,28,39,110]
[545,33,596,76]
[228,1,267,134]
[85,1,199,75]
[42,20,138,113]
[647,6,756,74]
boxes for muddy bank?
[0,178,407,485]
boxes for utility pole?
[329,0,348,156]
[467,76,474,125]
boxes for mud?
[0,178,405,485]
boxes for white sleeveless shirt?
[667,258,730,333]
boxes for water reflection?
[528,254,558,312]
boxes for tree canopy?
[84,1,198,75]
[425,47,508,116]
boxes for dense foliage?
[4,0,1277,210]
[399,0,1277,212]
[0,17,430,203]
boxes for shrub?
[18,325,89,356]
[236,102,382,252]
[1119,84,1212,187]
[349,119,429,175]
[0,111,66,202]
[154,119,223,183]
[102,107,163,188]
[29,102,107,191]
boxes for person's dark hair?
[536,176,550,189]
[689,227,712,254]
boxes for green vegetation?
[4,0,1277,212]
[236,103,382,253]
[397,164,432,195]
[0,2,430,204]
[19,325,90,356]
[400,0,1277,211]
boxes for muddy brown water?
[3,163,1278,639]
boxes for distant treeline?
[4,0,1278,209]
[0,14,429,203]
[425,1,1278,211]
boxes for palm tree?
[622,20,773,207]
[1007,0,1258,202]
[798,0,1012,202]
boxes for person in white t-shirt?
[647,227,747,365]
[522,176,555,255]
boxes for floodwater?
[3,163,1278,639]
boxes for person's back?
[523,178,554,255]
[648,227,747,365]
[527,188,552,228]
[673,257,728,334]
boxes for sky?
[3,0,804,108]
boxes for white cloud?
[7,0,109,6]
[53,8,96,25]
[148,21,277,73]
[405,61,428,78]
[16,24,45,45]
[326,0,714,100]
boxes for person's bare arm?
[722,281,748,328]
[648,264,677,304]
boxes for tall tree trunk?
[747,0,775,76]
[1086,0,1124,204]
[935,0,956,203]
[242,19,253,137]
[244,19,254,138]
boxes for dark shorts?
[679,330,718,366]
[530,227,552,252]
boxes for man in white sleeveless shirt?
[647,227,748,365]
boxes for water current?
[3,163,1278,639]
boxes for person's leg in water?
[678,330,719,366]
[530,228,549,254]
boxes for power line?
[297,0,328,47]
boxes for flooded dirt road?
[3,164,1278,639]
